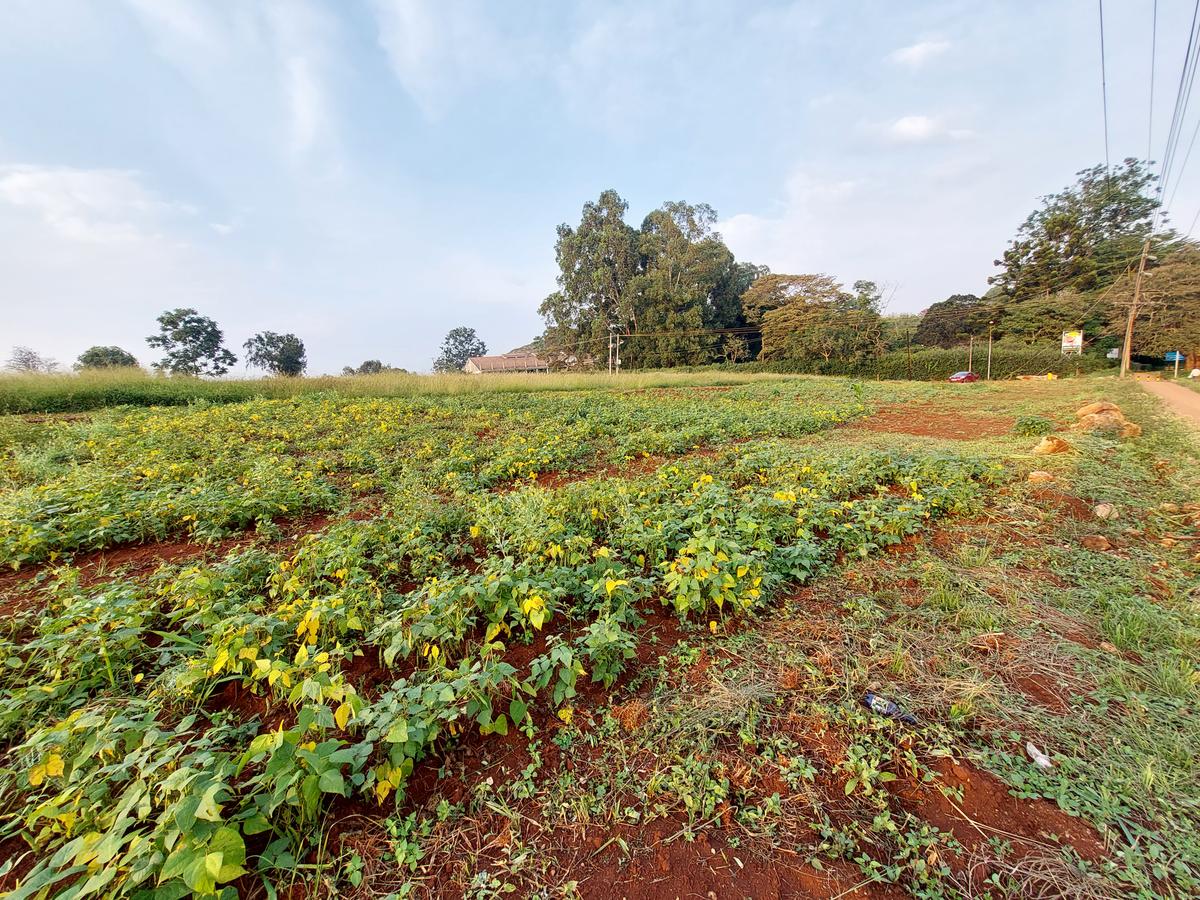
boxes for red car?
[948,371,980,383]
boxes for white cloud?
[121,0,342,163]
[369,0,518,118]
[0,165,185,243]
[888,39,950,68]
[884,115,973,144]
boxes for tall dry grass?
[0,367,803,414]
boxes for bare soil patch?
[853,406,1014,440]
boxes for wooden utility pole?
[986,321,994,381]
[1120,239,1152,378]
[968,335,974,373]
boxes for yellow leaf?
[736,565,749,578]
[29,763,46,787]
[335,703,351,730]
[295,644,309,666]
[45,753,64,778]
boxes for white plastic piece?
[1026,742,1053,770]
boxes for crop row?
[0,438,1002,898]
[0,385,867,568]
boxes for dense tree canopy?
[991,159,1160,302]
[146,308,237,376]
[539,190,638,367]
[434,327,487,373]
[540,192,761,369]
[75,346,139,370]
[760,277,885,363]
[914,294,994,348]
[1110,246,1200,364]
[243,332,307,377]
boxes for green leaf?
[319,768,347,795]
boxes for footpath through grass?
[0,377,1196,899]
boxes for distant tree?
[759,276,884,363]
[75,346,139,370]
[992,159,1163,301]
[434,327,487,373]
[5,346,59,373]
[243,332,307,377]
[721,333,750,363]
[1109,246,1200,365]
[627,201,735,368]
[340,360,407,376]
[1000,290,1097,345]
[914,294,991,347]
[880,313,921,351]
[539,190,640,368]
[740,274,845,325]
[708,261,768,330]
[146,308,237,376]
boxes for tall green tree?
[914,294,991,347]
[539,190,639,368]
[992,158,1160,301]
[433,327,486,373]
[75,346,138,370]
[146,309,236,376]
[626,202,735,368]
[243,332,307,377]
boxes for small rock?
[1100,641,1119,654]
[1081,535,1112,551]
[1076,411,1127,434]
[1160,537,1179,548]
[1033,436,1072,455]
[1159,502,1181,513]
[1119,421,1143,438]
[1027,470,1056,484]
[1093,502,1119,520]
[1122,527,1143,537]
[1076,400,1122,418]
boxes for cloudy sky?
[1,1,1193,373]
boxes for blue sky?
[1,1,1194,374]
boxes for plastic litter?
[861,692,918,725]
[1026,742,1053,770]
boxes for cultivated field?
[0,376,1197,899]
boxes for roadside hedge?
[716,348,1115,380]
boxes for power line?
[1099,0,1112,175]
[1149,0,1158,162]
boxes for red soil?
[854,406,1014,440]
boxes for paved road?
[1141,380,1200,428]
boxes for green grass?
[0,368,812,415]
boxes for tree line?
[7,312,490,379]
[538,160,1200,370]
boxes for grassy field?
[0,377,1197,898]
[0,369,813,415]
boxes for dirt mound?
[855,406,1013,440]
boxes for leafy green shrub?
[1012,414,1056,436]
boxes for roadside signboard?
[1165,351,1185,362]
[1061,330,1083,355]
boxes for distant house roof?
[464,353,549,373]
